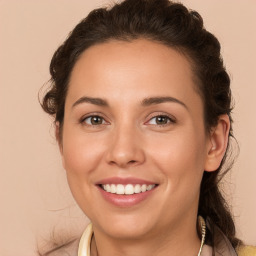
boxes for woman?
[40,0,255,255]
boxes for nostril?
[128,160,136,164]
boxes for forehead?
[67,39,202,111]
[71,39,194,82]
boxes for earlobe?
[204,114,230,172]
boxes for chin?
[104,224,152,240]
[93,213,155,240]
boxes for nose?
[105,125,145,168]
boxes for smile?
[101,184,156,195]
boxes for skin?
[57,39,230,256]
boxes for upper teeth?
[102,184,156,195]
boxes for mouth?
[95,177,159,207]
[99,183,157,195]
[96,181,158,207]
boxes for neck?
[91,216,201,256]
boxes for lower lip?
[97,186,157,207]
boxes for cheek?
[61,127,107,214]
[148,128,207,192]
[61,126,105,178]
[150,129,206,167]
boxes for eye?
[147,114,175,126]
[82,115,107,126]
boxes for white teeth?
[125,184,134,195]
[106,184,111,192]
[134,184,141,193]
[110,184,116,193]
[116,184,125,194]
[101,184,156,195]
[141,184,147,192]
[147,185,154,191]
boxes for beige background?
[0,1,255,255]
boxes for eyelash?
[80,113,176,127]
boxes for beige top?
[77,223,238,256]
[201,245,213,256]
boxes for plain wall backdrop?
[0,1,255,255]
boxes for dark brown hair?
[40,0,241,253]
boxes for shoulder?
[237,246,256,256]
[37,235,79,256]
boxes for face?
[60,39,213,240]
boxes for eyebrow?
[72,96,109,108]
[141,96,188,110]
[72,96,188,110]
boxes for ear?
[55,121,63,155]
[204,114,230,172]
[56,122,66,169]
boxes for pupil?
[92,116,102,124]
[156,116,167,124]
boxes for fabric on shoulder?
[237,246,256,256]
[206,218,237,256]
[78,221,255,256]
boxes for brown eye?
[147,115,175,126]
[155,116,169,125]
[83,116,106,125]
